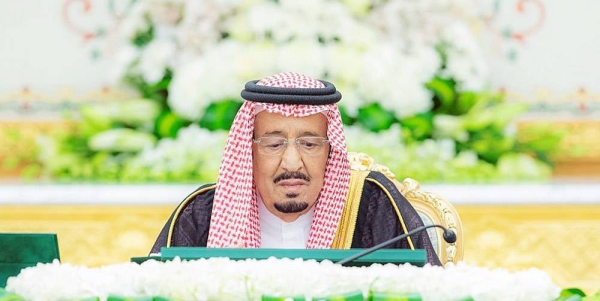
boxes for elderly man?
[151,72,441,266]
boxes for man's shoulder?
[190,183,217,196]
[177,183,217,209]
[358,170,407,204]
[361,170,399,191]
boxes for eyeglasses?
[253,136,330,156]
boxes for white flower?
[126,125,226,177]
[275,40,327,77]
[341,0,372,16]
[173,0,239,55]
[143,0,185,26]
[357,44,436,118]
[433,114,469,142]
[454,150,479,166]
[117,3,148,40]
[226,11,254,42]
[88,129,156,152]
[230,42,278,80]
[163,38,263,112]
[245,2,284,38]
[110,0,490,125]
[80,98,161,125]
[167,58,210,121]
[359,20,387,47]
[6,258,561,301]
[324,44,364,85]
[107,45,140,85]
[139,39,177,83]
[441,22,490,91]
[319,1,358,42]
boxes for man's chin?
[274,200,309,214]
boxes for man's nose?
[280,141,303,171]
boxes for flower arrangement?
[4,258,564,301]
[35,0,561,183]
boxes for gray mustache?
[274,171,310,183]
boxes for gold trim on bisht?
[332,169,369,249]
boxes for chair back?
[348,152,464,265]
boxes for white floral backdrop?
[32,0,561,183]
[110,0,486,119]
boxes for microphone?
[335,224,456,265]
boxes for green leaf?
[454,92,479,115]
[155,110,186,138]
[123,70,172,103]
[462,128,515,164]
[556,288,586,301]
[1,157,19,170]
[399,112,434,141]
[517,123,565,155]
[426,76,456,113]
[80,106,114,136]
[356,103,398,132]
[131,17,154,48]
[338,104,356,126]
[20,164,42,181]
[556,295,583,301]
[199,100,243,131]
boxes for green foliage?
[356,103,398,132]
[399,112,434,142]
[341,74,561,183]
[34,83,561,183]
[131,17,154,48]
[427,76,457,114]
[123,70,172,103]
[155,110,187,138]
[339,105,356,126]
[199,100,243,131]
[555,288,600,301]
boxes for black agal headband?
[240,80,342,105]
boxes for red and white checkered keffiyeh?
[207,72,351,249]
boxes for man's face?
[253,111,330,222]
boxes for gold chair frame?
[348,152,464,265]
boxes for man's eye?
[299,140,318,148]
[266,141,285,149]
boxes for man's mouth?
[274,172,310,183]
[278,179,307,193]
[278,179,306,186]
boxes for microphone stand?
[336,224,456,265]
